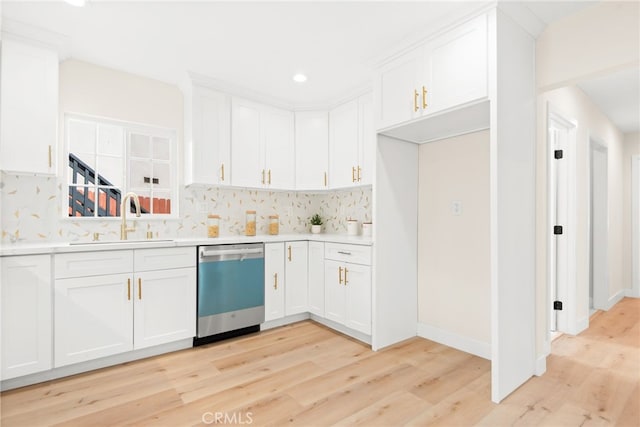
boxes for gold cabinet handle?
[48,145,52,168]
[262,169,265,185]
[127,278,131,300]
[344,268,349,285]
[274,273,278,290]
[339,266,343,284]
[414,89,419,112]
[138,278,142,300]
[220,163,225,182]
[288,245,292,262]
[268,169,272,185]
[357,166,362,182]
[422,86,428,109]
[324,172,327,187]
[352,166,356,183]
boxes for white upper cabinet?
[295,111,329,190]
[329,92,373,189]
[0,39,58,175]
[374,13,488,131]
[231,98,295,189]
[184,84,231,186]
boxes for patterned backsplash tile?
[0,173,372,243]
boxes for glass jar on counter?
[207,214,220,238]
[245,210,256,236]
[268,215,279,235]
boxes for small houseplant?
[310,214,323,234]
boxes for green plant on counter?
[310,214,323,226]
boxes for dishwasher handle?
[200,247,263,260]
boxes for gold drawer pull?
[414,89,419,112]
[127,279,131,300]
[138,278,142,300]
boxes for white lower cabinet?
[264,243,285,321]
[285,242,308,316]
[307,242,325,316]
[54,247,196,368]
[1,255,52,380]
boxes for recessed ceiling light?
[293,73,307,83]
[64,0,86,7]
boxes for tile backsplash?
[0,173,372,243]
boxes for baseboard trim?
[535,354,547,376]
[309,314,372,345]
[605,289,626,310]
[574,315,589,335]
[260,313,310,331]
[416,322,490,360]
[625,288,640,298]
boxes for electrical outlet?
[451,201,463,216]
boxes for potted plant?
[310,214,323,234]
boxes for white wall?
[536,1,640,91]
[623,132,640,295]
[417,130,490,352]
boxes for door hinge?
[553,301,563,310]
[554,150,563,159]
[554,225,563,235]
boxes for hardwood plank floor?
[1,298,638,426]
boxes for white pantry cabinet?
[1,255,52,380]
[295,111,329,190]
[264,243,285,321]
[231,98,295,189]
[307,241,325,316]
[324,243,372,335]
[54,247,196,367]
[329,93,374,189]
[183,83,231,186]
[0,39,58,175]
[285,241,308,316]
[374,13,487,130]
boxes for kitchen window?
[66,115,177,218]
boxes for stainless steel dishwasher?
[194,243,265,346]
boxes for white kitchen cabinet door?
[1,255,52,380]
[185,85,231,186]
[307,242,325,316]
[358,93,375,186]
[231,98,262,188]
[264,243,285,321]
[324,260,346,325]
[295,111,329,190]
[285,241,308,316]
[55,273,133,367]
[133,267,196,349]
[0,39,58,175]
[329,99,360,189]
[263,107,295,190]
[427,14,488,114]
[374,45,423,130]
[344,263,372,335]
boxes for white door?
[263,107,295,189]
[191,87,231,185]
[329,100,360,189]
[55,273,133,367]
[264,243,285,321]
[133,268,196,349]
[324,260,346,325]
[0,39,58,175]
[295,111,329,190]
[344,263,372,335]
[374,45,423,130]
[591,142,609,310]
[231,98,262,188]
[358,93,375,186]
[307,242,325,316]
[427,14,487,114]
[1,255,52,380]
[285,242,309,316]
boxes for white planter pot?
[311,225,322,234]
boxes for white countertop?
[0,233,373,256]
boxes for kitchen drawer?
[134,247,196,272]
[55,250,133,279]
[324,243,371,266]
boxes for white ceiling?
[5,0,630,126]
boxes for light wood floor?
[1,297,638,426]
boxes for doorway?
[590,138,609,311]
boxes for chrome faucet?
[120,192,141,240]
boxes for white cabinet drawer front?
[134,247,196,271]
[324,243,371,265]
[55,250,133,279]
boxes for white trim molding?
[417,322,491,360]
[605,289,626,311]
[632,155,640,298]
